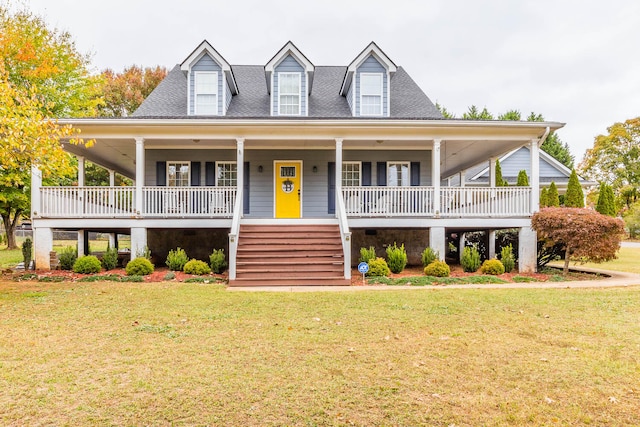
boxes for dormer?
[340,42,397,117]
[181,40,238,116]
[264,41,315,116]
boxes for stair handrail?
[228,187,243,280]
[336,189,352,280]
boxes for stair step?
[240,225,339,232]
[230,277,351,287]
[237,252,342,259]
[239,238,340,246]
[237,259,342,266]
[241,232,340,239]
[237,245,342,252]
[237,265,343,274]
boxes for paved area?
[228,267,640,292]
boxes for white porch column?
[518,225,537,273]
[33,227,53,270]
[432,139,441,215]
[236,138,244,215]
[530,139,540,213]
[429,227,446,261]
[335,138,343,212]
[460,170,466,187]
[130,227,147,260]
[135,137,145,216]
[488,230,496,259]
[77,156,85,186]
[108,169,116,186]
[489,157,497,187]
[458,232,466,264]
[31,165,42,218]
[77,230,85,257]
[108,233,116,249]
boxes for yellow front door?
[275,161,302,218]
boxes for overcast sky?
[24,0,640,163]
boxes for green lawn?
[567,246,640,274]
[1,282,639,425]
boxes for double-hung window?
[360,73,383,116]
[387,162,410,187]
[216,162,237,187]
[168,162,190,187]
[278,72,301,115]
[194,71,218,115]
[342,162,361,187]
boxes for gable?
[189,53,223,115]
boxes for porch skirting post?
[77,230,85,257]
[108,233,116,249]
[34,227,53,270]
[429,226,446,261]
[488,230,496,259]
[432,139,441,215]
[130,227,147,261]
[458,232,466,264]
[135,138,145,216]
[518,225,537,273]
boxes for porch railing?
[143,187,235,217]
[342,186,531,217]
[39,186,236,218]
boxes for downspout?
[539,126,551,147]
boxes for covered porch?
[31,118,561,280]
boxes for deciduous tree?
[532,207,624,274]
[98,65,167,117]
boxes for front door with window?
[274,161,301,218]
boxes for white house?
[31,41,564,285]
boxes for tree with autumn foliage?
[532,207,624,275]
[580,117,640,209]
[1,5,97,248]
[98,65,167,117]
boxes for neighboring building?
[446,146,595,192]
[31,40,564,285]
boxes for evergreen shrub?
[424,260,450,277]
[461,246,481,273]
[385,242,407,273]
[73,255,102,274]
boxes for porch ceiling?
[59,118,563,180]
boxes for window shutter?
[156,162,166,186]
[191,162,201,186]
[362,162,372,186]
[243,162,250,215]
[410,162,420,186]
[377,162,387,186]
[205,162,215,186]
[328,162,335,214]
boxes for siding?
[145,149,236,186]
[273,55,306,116]
[478,147,567,179]
[355,55,388,117]
[225,78,232,111]
[343,150,432,186]
[189,53,223,115]
[346,81,354,114]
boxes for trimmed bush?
[424,260,450,277]
[461,246,481,273]
[73,255,102,274]
[500,244,515,273]
[22,237,33,268]
[59,246,78,271]
[125,257,154,276]
[564,169,584,208]
[366,257,390,277]
[166,247,188,271]
[184,259,211,275]
[421,247,439,267]
[359,246,376,264]
[480,259,505,275]
[209,249,227,273]
[516,170,529,186]
[386,242,407,274]
[101,244,118,271]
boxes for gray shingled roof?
[133,63,443,119]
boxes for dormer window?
[194,71,218,115]
[360,73,383,116]
[278,72,301,115]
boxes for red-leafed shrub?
[531,207,625,274]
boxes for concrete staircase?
[230,224,349,286]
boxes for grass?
[1,281,639,425]
[565,246,640,274]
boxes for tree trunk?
[563,245,571,275]
[2,210,21,250]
